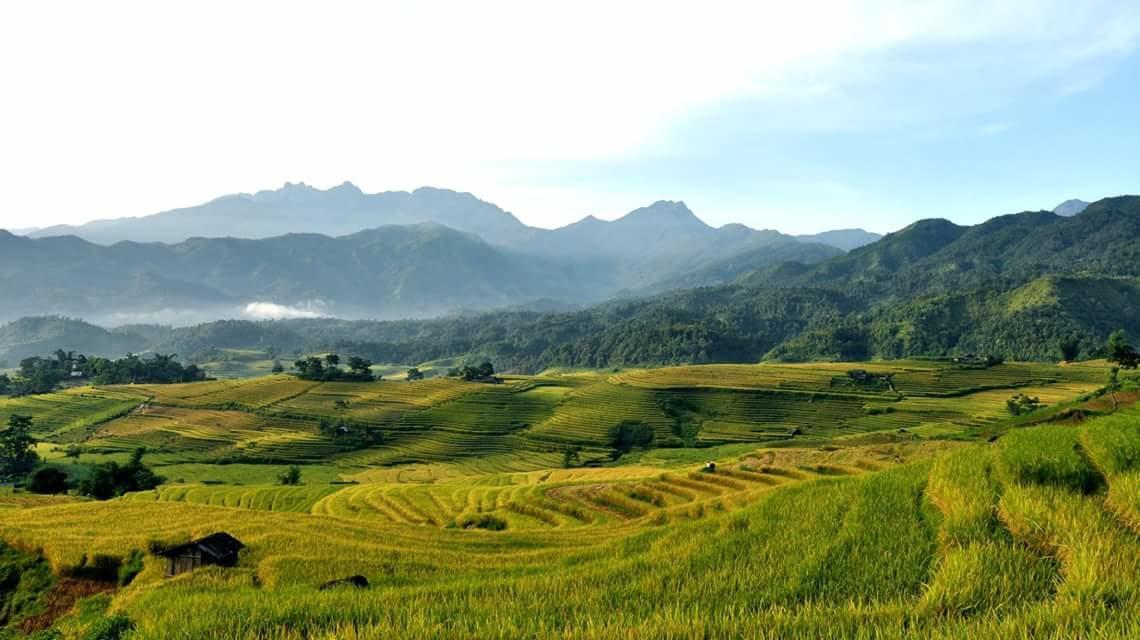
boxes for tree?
[64,444,82,462]
[1006,393,1042,416]
[27,467,69,494]
[271,360,285,374]
[0,415,39,481]
[324,353,340,369]
[406,367,425,382]
[76,448,161,500]
[1058,336,1081,362]
[1107,330,1140,369]
[0,373,10,395]
[561,446,581,469]
[453,362,497,382]
[347,356,372,375]
[607,420,655,455]
[278,465,302,486]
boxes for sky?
[1,1,1139,235]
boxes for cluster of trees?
[1,414,161,497]
[449,362,497,382]
[317,418,385,449]
[607,420,655,458]
[1006,393,1043,416]
[76,448,162,500]
[292,354,375,381]
[278,465,302,486]
[0,350,204,396]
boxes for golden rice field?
[0,361,1135,638]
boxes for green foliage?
[0,542,55,631]
[278,465,302,486]
[405,367,424,381]
[80,614,134,640]
[7,352,204,396]
[78,448,162,500]
[561,447,581,469]
[0,414,38,481]
[26,467,69,494]
[1108,330,1140,369]
[451,362,496,381]
[1058,335,1082,361]
[607,421,655,454]
[292,355,373,381]
[1005,393,1042,416]
[117,549,145,587]
[317,418,384,449]
[457,514,507,531]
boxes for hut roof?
[159,532,245,560]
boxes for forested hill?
[3,195,1137,370]
[5,274,1139,371]
[789,195,1140,297]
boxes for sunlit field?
[1,361,1137,638]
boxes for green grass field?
[0,361,1138,638]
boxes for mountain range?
[21,182,882,251]
[2,184,887,323]
[1,194,1133,368]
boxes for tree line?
[292,353,375,381]
[0,350,206,396]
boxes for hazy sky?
[2,1,1139,234]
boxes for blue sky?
[1,1,1138,235]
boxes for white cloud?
[242,302,325,320]
[1,1,1138,230]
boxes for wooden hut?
[159,532,244,577]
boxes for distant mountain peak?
[618,200,708,229]
[794,228,882,251]
[1053,199,1090,217]
[330,180,363,195]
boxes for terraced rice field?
[6,361,1102,481]
[2,405,1140,638]
[0,387,141,439]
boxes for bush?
[83,614,134,640]
[457,514,507,531]
[278,465,302,486]
[117,549,146,586]
[1006,394,1042,416]
[26,467,69,494]
[78,449,162,500]
[607,421,655,453]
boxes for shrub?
[83,614,134,640]
[457,514,507,531]
[26,467,70,494]
[608,421,655,453]
[1006,394,1042,416]
[278,465,302,486]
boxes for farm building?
[159,532,244,577]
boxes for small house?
[159,532,244,577]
